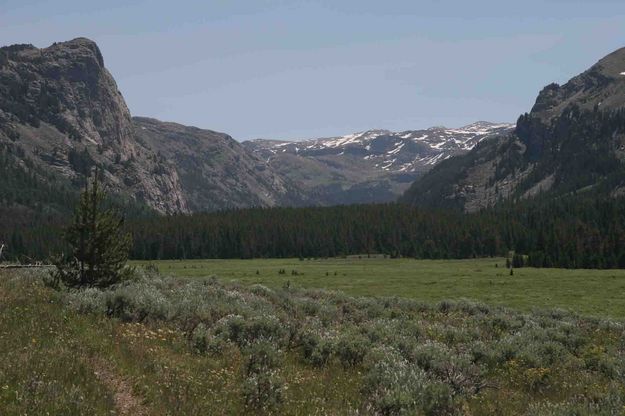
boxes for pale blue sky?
[2,0,625,140]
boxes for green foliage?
[362,352,457,416]
[336,333,370,368]
[50,170,132,288]
[124,194,625,269]
[244,341,283,376]
[60,273,625,414]
[242,370,285,411]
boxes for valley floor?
[1,262,624,415]
[133,257,625,318]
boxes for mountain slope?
[402,47,625,211]
[133,117,307,211]
[0,38,308,214]
[244,122,512,205]
[0,38,188,213]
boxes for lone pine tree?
[50,169,132,288]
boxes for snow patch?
[381,159,396,170]
[388,143,405,155]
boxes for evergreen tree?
[49,169,132,288]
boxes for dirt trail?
[90,358,149,416]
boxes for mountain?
[0,38,305,214]
[0,38,187,214]
[133,117,306,211]
[401,46,625,211]
[244,122,513,205]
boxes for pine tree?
[49,169,132,288]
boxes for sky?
[2,1,625,140]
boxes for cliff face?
[0,38,319,213]
[0,38,188,213]
[402,47,625,211]
[133,117,308,211]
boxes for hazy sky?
[2,1,625,140]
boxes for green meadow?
[3,262,625,415]
[133,257,625,318]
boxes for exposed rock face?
[0,38,188,213]
[133,117,308,211]
[0,38,313,214]
[402,46,625,212]
[244,122,513,205]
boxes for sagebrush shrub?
[362,350,457,416]
[57,273,625,413]
[336,333,370,367]
[244,341,282,376]
[242,371,285,411]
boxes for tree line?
[123,195,625,268]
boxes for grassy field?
[2,267,624,415]
[132,257,625,318]
[0,270,363,415]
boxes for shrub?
[66,287,107,314]
[299,328,336,367]
[242,371,285,411]
[362,352,458,416]
[212,314,286,347]
[105,282,172,322]
[336,333,370,367]
[244,341,282,376]
[190,322,209,353]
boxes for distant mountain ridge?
[401,46,625,211]
[244,122,513,205]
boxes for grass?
[3,260,625,415]
[0,270,364,415]
[132,257,625,318]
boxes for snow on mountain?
[246,121,514,176]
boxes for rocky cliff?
[0,38,309,213]
[134,117,307,211]
[401,47,625,211]
[0,38,188,213]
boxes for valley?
[244,122,512,204]
[3,17,625,416]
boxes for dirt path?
[90,358,149,416]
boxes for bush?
[362,352,458,416]
[212,314,287,347]
[65,287,107,314]
[244,341,282,376]
[336,333,370,367]
[242,371,285,411]
[105,281,172,322]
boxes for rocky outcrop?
[0,38,312,213]
[0,38,188,213]
[402,46,625,211]
[133,117,308,211]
